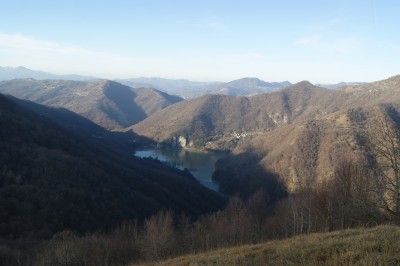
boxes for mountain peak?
[16,66,29,70]
[98,79,118,86]
[296,80,314,87]
[387,75,400,82]
[284,81,316,91]
[231,77,262,82]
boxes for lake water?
[134,149,227,191]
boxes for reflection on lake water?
[134,149,227,191]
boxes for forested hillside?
[0,94,225,240]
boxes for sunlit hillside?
[140,225,400,266]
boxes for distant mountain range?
[2,66,370,98]
[117,77,291,98]
[3,66,365,98]
[188,77,292,97]
[0,79,182,130]
[116,77,220,98]
[0,66,97,81]
[316,82,366,90]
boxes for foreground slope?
[0,94,225,239]
[0,79,182,129]
[142,225,400,266]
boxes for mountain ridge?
[130,81,335,149]
[1,66,293,98]
[0,78,182,129]
[117,76,291,98]
[0,66,98,81]
[132,75,400,150]
[198,77,292,97]
[316,81,366,90]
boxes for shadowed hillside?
[5,94,146,156]
[0,94,225,240]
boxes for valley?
[134,148,228,191]
[1,69,400,265]
[3,1,400,264]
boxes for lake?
[134,149,227,191]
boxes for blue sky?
[1,0,399,83]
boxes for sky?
[1,0,399,83]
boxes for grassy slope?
[141,225,400,266]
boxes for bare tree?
[141,211,176,261]
[35,230,83,266]
[320,160,377,229]
[367,106,400,219]
[294,120,321,189]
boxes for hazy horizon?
[1,0,399,84]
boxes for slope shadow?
[102,82,148,127]
[6,94,154,155]
[213,152,288,203]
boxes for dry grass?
[137,225,400,266]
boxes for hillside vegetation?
[144,225,400,266]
